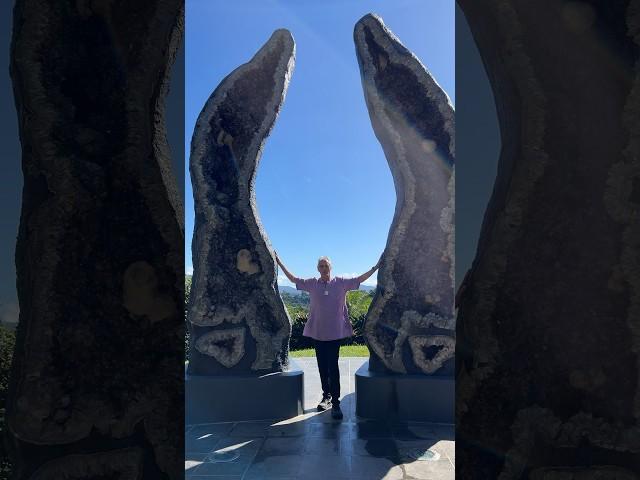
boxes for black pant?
[314,338,342,406]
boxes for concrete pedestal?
[186,360,304,424]
[355,360,454,423]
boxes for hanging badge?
[324,290,329,295]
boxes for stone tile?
[302,408,321,416]
[266,421,309,437]
[394,438,441,455]
[260,437,306,456]
[245,478,298,480]
[342,438,400,458]
[304,436,341,456]
[298,454,351,480]
[185,433,221,454]
[391,423,440,440]
[305,390,323,399]
[430,439,455,467]
[304,389,324,401]
[304,383,324,390]
[185,451,208,461]
[395,438,454,475]
[335,409,356,422]
[243,454,304,479]
[392,438,454,478]
[343,407,357,419]
[307,422,351,439]
[184,453,206,477]
[403,456,454,479]
[189,423,235,438]
[227,420,273,437]
[305,375,322,381]
[350,455,405,480]
[445,445,455,467]
[351,420,393,439]
[209,436,264,455]
[307,410,340,423]
[185,423,238,454]
[192,437,263,477]
[300,411,322,421]
[189,476,242,480]
[339,394,355,404]
[189,461,250,477]
[184,358,455,478]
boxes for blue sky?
[186,0,455,286]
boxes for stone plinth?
[186,360,304,424]
[355,360,454,423]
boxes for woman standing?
[276,254,380,419]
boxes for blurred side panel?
[456,0,640,477]
[4,1,185,479]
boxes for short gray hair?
[317,256,332,267]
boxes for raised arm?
[356,256,382,284]
[275,252,301,284]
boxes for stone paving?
[186,357,455,479]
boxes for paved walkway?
[186,357,454,479]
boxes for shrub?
[285,291,373,350]
[185,275,191,361]
[0,326,15,408]
[0,324,15,480]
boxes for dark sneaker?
[317,394,332,411]
[331,404,343,420]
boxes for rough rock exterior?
[6,1,184,479]
[456,1,640,476]
[187,30,295,375]
[354,14,455,375]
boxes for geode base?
[355,360,454,423]
[185,361,304,424]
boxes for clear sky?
[185,0,455,286]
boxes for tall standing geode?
[354,14,455,375]
[188,30,295,375]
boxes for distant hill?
[0,302,19,331]
[0,320,17,331]
[278,285,300,295]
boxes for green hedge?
[0,325,15,480]
[289,311,367,350]
[285,290,373,350]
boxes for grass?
[290,344,370,357]
[184,345,370,364]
